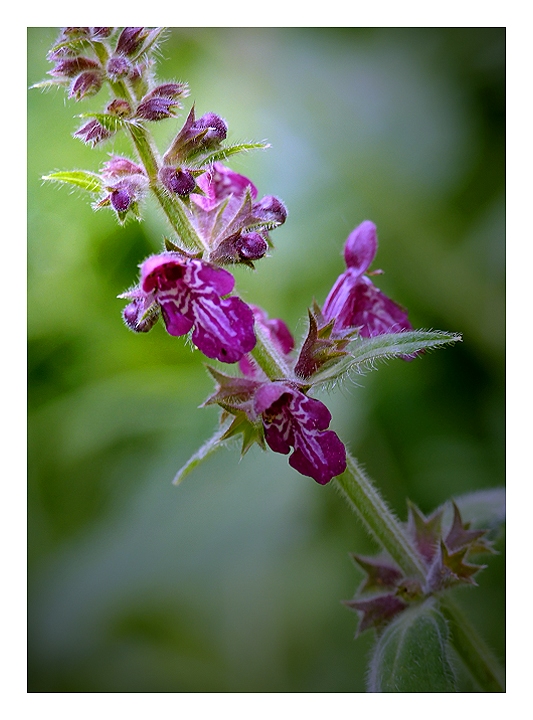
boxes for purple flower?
[120,253,257,363]
[192,163,257,214]
[254,382,346,485]
[322,221,412,338]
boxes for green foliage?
[42,170,104,193]
[367,601,457,692]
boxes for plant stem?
[120,97,505,694]
[334,452,427,580]
[440,595,505,692]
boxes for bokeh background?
[27,27,505,692]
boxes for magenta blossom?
[120,253,256,363]
[322,221,412,337]
[254,382,346,485]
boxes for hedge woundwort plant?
[34,27,505,692]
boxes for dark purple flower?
[254,382,346,485]
[322,221,412,338]
[121,253,257,363]
[96,172,147,216]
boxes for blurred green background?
[27,28,505,692]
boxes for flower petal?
[343,220,378,274]
[191,294,256,363]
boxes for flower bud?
[91,27,114,39]
[253,195,288,226]
[69,70,103,100]
[106,98,132,117]
[107,55,131,79]
[50,56,100,79]
[236,232,268,260]
[159,166,196,196]
[115,27,146,57]
[191,112,228,144]
[122,298,159,333]
[74,118,112,146]
[102,156,144,179]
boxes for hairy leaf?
[42,170,104,193]
[309,330,462,386]
[367,601,457,692]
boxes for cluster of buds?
[344,501,495,634]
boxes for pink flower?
[254,382,346,485]
[322,221,411,337]
[120,253,256,363]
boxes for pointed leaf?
[193,141,270,168]
[172,417,232,485]
[309,330,462,386]
[367,601,457,692]
[42,170,104,193]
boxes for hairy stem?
[334,452,427,580]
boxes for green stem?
[440,595,505,692]
[334,452,427,580]
[250,322,293,380]
[127,122,206,253]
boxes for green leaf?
[309,330,462,386]
[194,142,270,168]
[172,417,232,485]
[367,600,457,692]
[42,170,104,194]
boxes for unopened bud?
[91,27,114,39]
[191,112,228,144]
[50,56,100,79]
[106,98,132,117]
[107,55,131,79]
[253,195,288,226]
[102,156,144,179]
[159,166,196,196]
[74,118,112,146]
[236,232,268,260]
[69,71,103,100]
[115,27,146,57]
[123,299,159,333]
